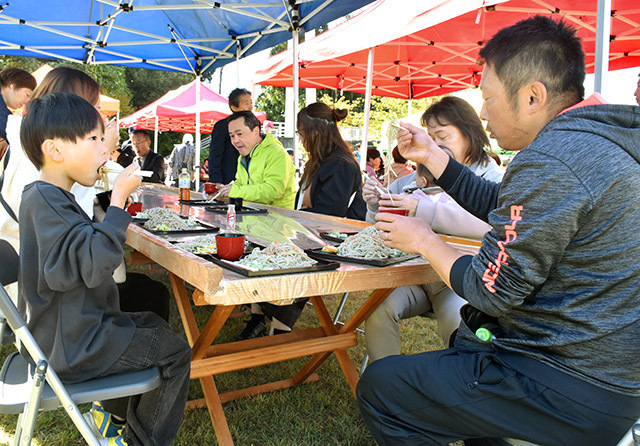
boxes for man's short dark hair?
[21,92,103,170]
[132,129,150,141]
[479,15,585,111]
[228,88,251,109]
[228,110,260,131]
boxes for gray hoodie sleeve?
[458,149,591,315]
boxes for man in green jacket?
[217,110,296,209]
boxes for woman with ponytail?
[296,102,366,220]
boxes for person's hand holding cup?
[203,182,218,200]
[378,207,409,216]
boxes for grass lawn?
[0,267,449,446]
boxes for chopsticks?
[374,183,395,207]
[101,168,153,177]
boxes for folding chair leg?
[15,327,103,446]
[333,292,349,324]
[360,352,369,375]
[44,368,102,446]
[14,360,47,446]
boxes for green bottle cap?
[475,327,494,342]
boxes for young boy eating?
[18,92,191,446]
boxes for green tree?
[1,56,133,115]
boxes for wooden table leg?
[309,296,359,393]
[292,289,393,393]
[168,272,236,445]
[200,376,234,446]
[169,273,201,347]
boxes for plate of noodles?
[171,236,260,256]
[318,231,359,244]
[306,226,419,267]
[207,242,339,277]
[135,207,219,234]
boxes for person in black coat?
[296,102,366,220]
[131,129,165,184]
[208,88,253,184]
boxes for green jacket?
[229,133,297,209]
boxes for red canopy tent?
[255,0,640,99]
[120,80,266,134]
[255,0,640,168]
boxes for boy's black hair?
[21,92,103,170]
[416,145,454,187]
[479,15,585,111]
[228,110,260,131]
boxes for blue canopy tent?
[0,0,374,74]
[0,0,375,188]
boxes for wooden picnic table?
[125,184,480,445]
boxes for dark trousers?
[100,312,192,446]
[257,298,308,330]
[357,348,638,446]
[117,272,170,322]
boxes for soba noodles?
[337,225,407,259]
[140,207,197,231]
[237,243,316,270]
[175,234,219,254]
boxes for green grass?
[0,267,448,445]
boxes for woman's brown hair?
[421,96,490,166]
[32,66,101,107]
[297,102,355,186]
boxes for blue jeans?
[100,311,191,446]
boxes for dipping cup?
[216,233,246,261]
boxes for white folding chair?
[0,240,161,446]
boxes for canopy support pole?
[195,75,202,191]
[359,47,374,172]
[292,28,300,181]
[154,115,159,153]
[594,0,612,95]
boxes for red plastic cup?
[203,182,217,195]
[215,233,246,261]
[379,207,409,216]
[127,202,143,216]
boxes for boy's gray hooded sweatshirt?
[439,104,640,397]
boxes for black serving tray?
[205,254,339,277]
[205,205,267,215]
[179,198,226,206]
[305,248,420,267]
[136,219,219,235]
[318,231,359,244]
[171,239,262,256]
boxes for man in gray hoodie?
[358,16,640,446]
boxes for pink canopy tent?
[255,0,640,99]
[120,79,266,134]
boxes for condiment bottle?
[178,168,190,201]
[226,203,236,231]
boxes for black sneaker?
[237,315,267,341]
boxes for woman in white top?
[363,96,504,362]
